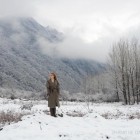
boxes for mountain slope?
[0,17,105,93]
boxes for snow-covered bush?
[0,110,31,128]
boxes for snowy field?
[0,98,140,140]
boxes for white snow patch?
[0,98,140,140]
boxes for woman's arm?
[46,80,50,96]
[57,81,60,95]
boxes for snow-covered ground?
[0,98,140,140]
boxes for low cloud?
[37,23,140,63]
[37,29,115,62]
[0,0,140,62]
[37,37,59,57]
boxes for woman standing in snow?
[46,73,60,117]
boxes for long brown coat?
[46,79,60,108]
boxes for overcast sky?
[0,0,140,62]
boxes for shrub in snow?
[20,103,33,110]
[84,112,104,120]
[0,111,30,127]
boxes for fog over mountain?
[0,17,105,93]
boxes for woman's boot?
[53,108,57,117]
[50,108,53,116]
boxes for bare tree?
[108,37,140,104]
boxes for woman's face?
[50,74,54,79]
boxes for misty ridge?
[0,16,107,62]
[0,16,105,97]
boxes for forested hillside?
[0,17,105,93]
